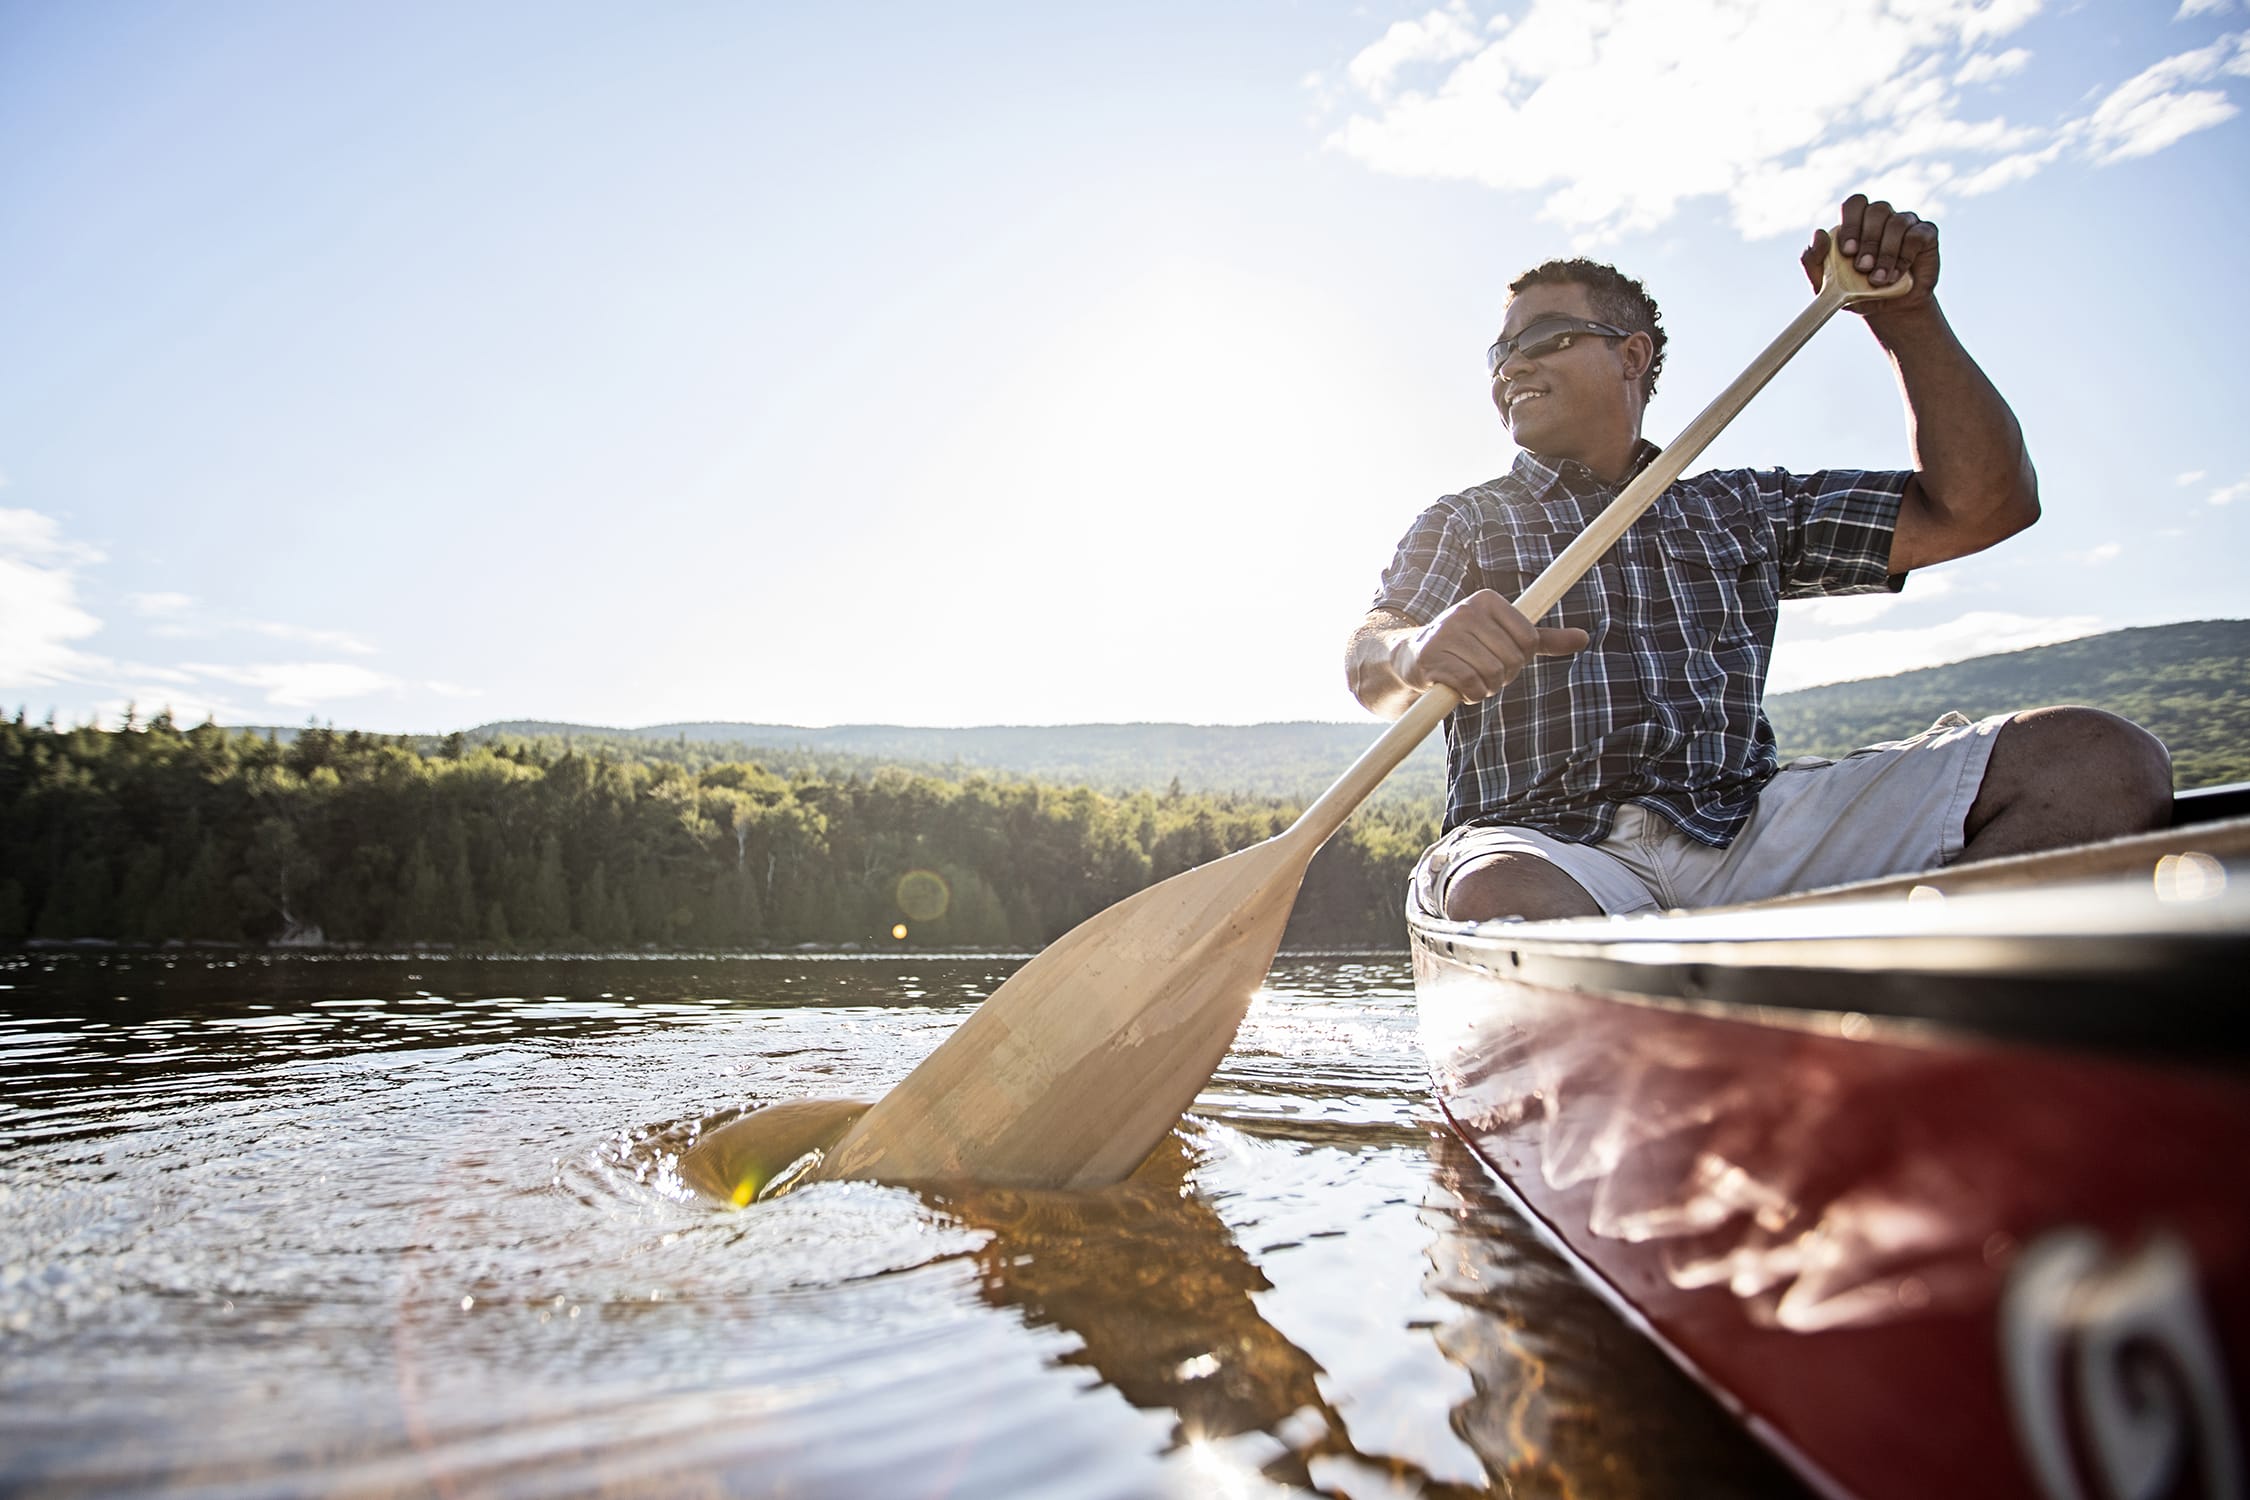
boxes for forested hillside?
[0,715,1429,952]
[1764,619,2250,788]
[457,619,2248,797]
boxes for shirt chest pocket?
[1653,517,1778,650]
[1658,520,1769,573]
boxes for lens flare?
[895,869,950,923]
[2154,852,2225,902]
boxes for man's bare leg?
[1441,852,1606,923]
[1959,706,2172,862]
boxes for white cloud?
[184,661,401,708]
[1769,609,2102,692]
[1957,48,2032,85]
[2177,0,2235,19]
[426,680,482,699]
[0,509,412,717]
[1951,140,2066,197]
[2177,469,2207,485]
[108,658,201,688]
[1963,0,2045,46]
[123,600,382,658]
[0,508,103,566]
[1348,3,1484,103]
[2209,477,2250,506]
[2078,32,2249,164]
[251,621,379,656]
[0,509,106,690]
[1321,5,2250,241]
[2071,541,2124,564]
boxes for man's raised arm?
[1803,194,2041,574]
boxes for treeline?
[463,719,1453,804]
[0,714,1435,952]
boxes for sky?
[3,0,2246,733]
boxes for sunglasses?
[1485,316,1634,376]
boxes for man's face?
[1489,282,1642,466]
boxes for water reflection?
[1417,1128,1806,1499]
[946,1137,1344,1488]
[0,952,1803,1498]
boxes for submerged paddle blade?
[679,1098,872,1206]
[811,833,1314,1190]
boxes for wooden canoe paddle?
[798,234,1914,1192]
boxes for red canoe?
[1415,797,2250,1500]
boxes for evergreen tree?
[0,879,26,942]
[447,846,479,943]
[399,841,445,939]
[115,843,168,941]
[176,842,239,940]
[527,835,570,943]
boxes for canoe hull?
[1416,897,2250,1500]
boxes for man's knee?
[1980,706,2173,830]
[1442,852,1604,923]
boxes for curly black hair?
[1505,258,1667,402]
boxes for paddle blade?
[679,1098,871,1206]
[811,833,1313,1190]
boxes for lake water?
[1,951,1805,1498]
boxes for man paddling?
[1347,195,2173,922]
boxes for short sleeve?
[1372,499,1479,624]
[1745,468,1912,599]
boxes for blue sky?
[4,0,2245,732]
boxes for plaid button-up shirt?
[1374,443,1909,846]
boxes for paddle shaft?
[1290,243,1909,852]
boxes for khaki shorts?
[1414,711,2013,918]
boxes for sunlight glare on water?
[0,952,1802,1498]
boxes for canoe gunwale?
[1407,831,2250,1062]
[1416,919,2248,1061]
